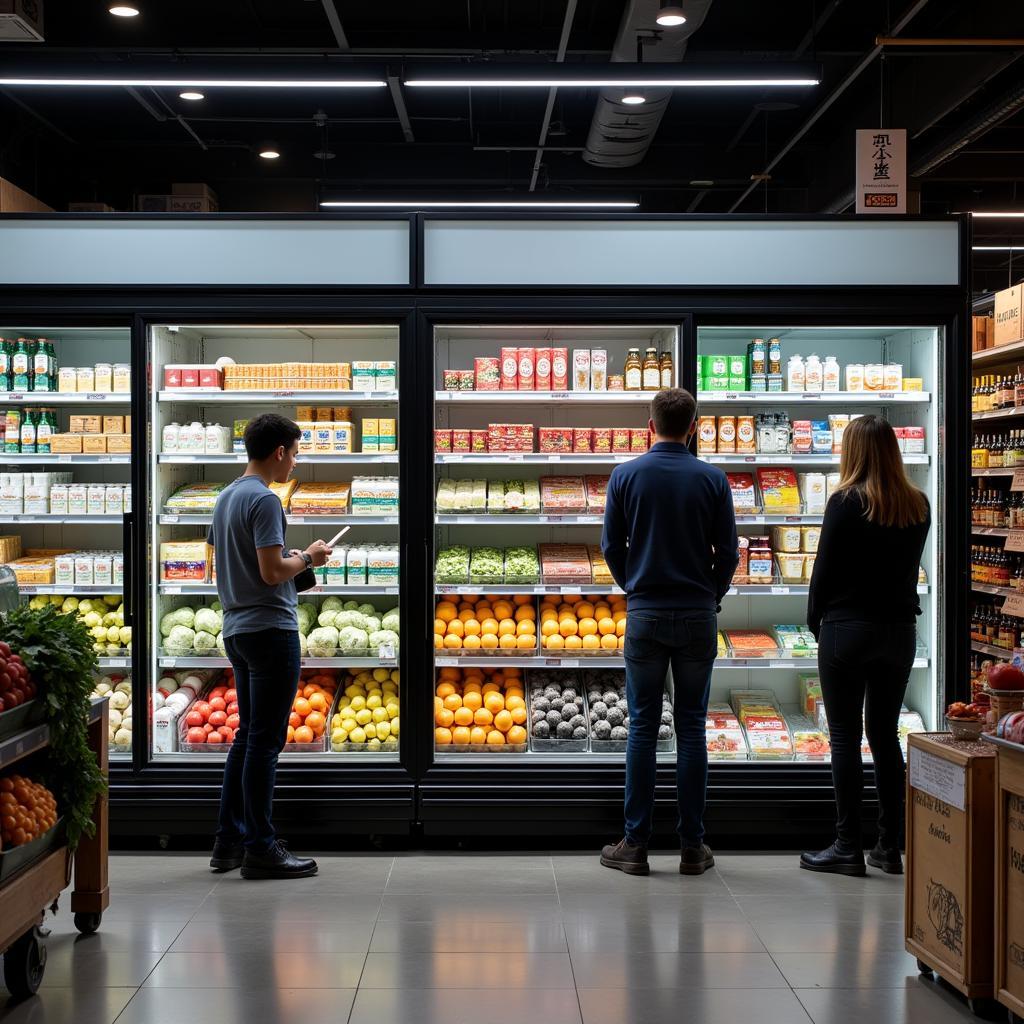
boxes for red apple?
[226,713,240,730]
[225,689,237,704]
[227,702,239,716]
[193,701,211,718]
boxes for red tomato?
[0,641,10,657]
[186,727,207,744]
[185,710,204,728]
[227,702,239,716]
[217,725,234,741]
[210,687,227,699]
[208,697,227,713]
[208,710,227,728]
[225,689,237,704]
[225,713,240,730]
[2,694,16,710]
[0,672,11,693]
[194,701,211,718]
[206,730,224,744]
[203,723,214,734]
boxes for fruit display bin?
[585,668,675,754]
[0,700,46,742]
[526,669,589,752]
[0,818,65,884]
[326,687,399,754]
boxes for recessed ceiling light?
[621,91,647,105]
[656,3,687,27]
[179,91,204,101]
[108,4,140,15]
[258,142,281,160]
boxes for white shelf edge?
[972,468,1016,477]
[696,390,930,404]
[0,455,132,464]
[159,584,399,595]
[0,392,130,405]
[159,453,399,464]
[159,390,397,404]
[18,585,123,594]
[157,655,397,668]
[159,514,399,526]
[435,514,603,525]
[435,391,657,403]
[0,515,123,524]
[971,640,1011,658]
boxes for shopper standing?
[207,413,332,879]
[599,388,739,876]
[802,414,930,876]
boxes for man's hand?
[305,540,333,567]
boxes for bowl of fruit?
[946,701,987,740]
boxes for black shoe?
[680,844,715,876]
[209,839,244,873]
[600,838,650,876]
[800,841,866,876]
[240,840,318,880]
[866,843,903,874]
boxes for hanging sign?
[855,129,907,214]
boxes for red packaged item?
[164,365,184,388]
[540,476,588,513]
[500,348,519,390]
[630,429,649,453]
[539,543,592,582]
[517,347,536,391]
[442,369,461,391]
[199,366,223,389]
[535,347,552,390]
[182,366,200,388]
[488,423,534,452]
[551,347,569,391]
[573,428,593,453]
[538,427,572,453]
[434,429,452,453]
[474,357,500,391]
[471,429,488,453]
[585,475,610,512]
[457,369,475,390]
[451,429,471,453]
[612,428,631,453]
[592,428,613,454]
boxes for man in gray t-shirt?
[207,413,331,880]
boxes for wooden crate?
[905,733,995,999]
[994,737,1024,1019]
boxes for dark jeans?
[818,618,917,850]
[623,609,717,847]
[217,628,301,853]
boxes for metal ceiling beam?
[727,0,931,212]
[320,0,351,51]
[528,0,577,192]
[387,74,415,143]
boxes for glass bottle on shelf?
[1016,371,1024,408]
[642,347,660,390]
[804,353,823,392]
[659,350,674,389]
[624,348,642,391]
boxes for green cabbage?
[338,626,369,653]
[382,609,400,631]
[193,630,217,652]
[165,624,196,655]
[322,596,345,613]
[194,608,220,634]
[308,625,339,657]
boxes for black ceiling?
[1,0,1023,293]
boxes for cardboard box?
[68,202,115,213]
[105,434,131,453]
[70,415,102,434]
[171,183,218,205]
[996,285,1024,347]
[49,434,83,454]
[995,739,1024,1019]
[102,416,125,434]
[905,733,995,999]
[82,435,107,454]
[136,194,219,214]
[0,175,52,212]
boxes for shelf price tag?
[445,454,463,462]
[770,586,790,595]
[548,455,562,462]
[163,514,179,524]
[548,658,579,667]
[1007,530,1024,553]
[56,455,72,463]
[801,393,820,400]
[1004,594,1024,619]
[86,393,106,401]
[551,391,571,400]
[7,393,22,401]
[163,586,181,594]
[271,390,295,398]
[724,393,739,400]
[1012,470,1024,492]
[377,642,396,661]
[385,587,399,595]
[506,454,525,462]
[878,392,895,399]
[769,660,792,668]
[436,657,457,667]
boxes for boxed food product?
[757,467,800,513]
[49,432,82,454]
[6,556,56,584]
[469,545,504,585]
[573,428,592,453]
[540,476,587,512]
[540,543,592,582]
[612,428,631,453]
[500,347,519,390]
[539,427,573,453]
[801,525,821,553]
[587,545,614,584]
[771,524,802,553]
[82,435,107,454]
[791,419,812,454]
[584,475,609,512]
[734,536,750,583]
[726,473,758,513]
[488,423,534,452]
[630,429,650,453]
[799,672,822,715]
[70,415,102,434]
[811,420,832,454]
[504,545,540,584]
[535,348,552,390]
[772,624,817,656]
[800,472,828,514]
[904,426,926,454]
[290,482,351,515]
[0,535,22,563]
[452,429,472,453]
[776,552,805,583]
[164,481,226,512]
[470,430,488,453]
[551,347,569,390]
[268,479,297,508]
[435,544,470,583]
[442,369,461,391]
[803,553,816,581]
[159,539,210,582]
[706,703,748,760]
[573,349,591,391]
[517,348,536,391]
[723,630,779,657]
[592,428,612,453]
[698,415,717,454]
[732,690,793,760]
[788,713,831,760]
[375,361,397,391]
[106,434,131,453]
[350,477,399,515]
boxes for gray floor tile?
[113,986,357,1024]
[385,856,557,894]
[377,894,564,922]
[48,893,209,923]
[734,893,906,924]
[211,856,394,893]
[569,951,788,989]
[349,987,583,1024]
[753,919,907,954]
[553,855,728,894]
[41,919,186,954]
[194,887,380,921]
[556,892,744,919]
[0,987,136,1024]
[369,919,568,953]
[719,869,899,897]
[564,919,764,954]
[775,951,931,989]
[795,983,980,1023]
[33,949,163,989]
[359,951,576,989]
[141,950,366,989]
[169,919,375,954]
[577,987,813,1024]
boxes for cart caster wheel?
[3,927,46,1000]
[916,959,934,975]
[73,912,101,935]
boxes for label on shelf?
[1005,594,1024,618]
[878,392,896,399]
[770,586,790,595]
[1008,530,1024,553]
[801,393,820,400]
[163,514,179,524]
[548,455,562,462]
[506,454,525,461]
[106,659,128,668]
[784,516,802,523]
[7,393,22,401]
[769,660,793,668]
[547,658,579,667]
[378,642,396,660]
[86,393,106,401]
[436,658,458,667]
[385,587,399,595]
[56,455,72,463]
[743,456,757,463]
[271,391,295,397]
[445,455,463,462]
[1012,470,1024,492]
[163,585,181,594]
[551,391,571,400]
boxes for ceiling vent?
[0,0,43,41]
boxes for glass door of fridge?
[0,326,134,758]
[147,323,403,763]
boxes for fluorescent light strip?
[319,200,640,208]
[0,78,386,88]
[404,77,819,87]
[971,212,1024,218]
[972,246,1024,251]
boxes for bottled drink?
[642,348,661,390]
[624,348,642,391]
[11,338,30,391]
[659,350,674,389]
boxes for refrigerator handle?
[122,511,134,626]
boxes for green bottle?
[0,338,9,392]
[32,338,53,392]
[11,338,30,391]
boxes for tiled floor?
[0,851,987,1024]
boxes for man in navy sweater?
[600,388,738,876]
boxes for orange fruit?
[436,708,455,728]
[511,706,528,725]
[435,727,453,745]
[294,697,311,717]
[516,618,536,635]
[473,707,494,727]
[470,726,488,745]
[601,633,618,650]
[493,601,514,620]
[308,693,328,713]
[463,618,481,637]
[484,692,505,714]
[293,725,314,744]
[306,711,326,734]
[578,617,598,636]
[598,617,616,635]
[582,633,600,650]
[447,618,465,638]
[443,693,463,712]
[514,605,535,621]
[480,617,499,635]
[497,618,516,637]
[434,617,447,635]
[541,619,559,637]
[513,593,533,606]
[286,725,296,743]
[462,690,483,711]
[453,706,474,727]
[434,634,444,648]
[482,680,501,692]
[480,633,499,649]
[436,602,457,622]
[443,634,463,650]
[494,709,513,732]
[452,726,472,745]
[289,711,302,729]
[545,634,565,650]
[618,635,626,649]
[499,633,517,650]
[507,725,528,745]
[463,634,482,650]
[486,730,505,746]
[559,617,579,637]
[437,682,456,698]
[616,619,626,637]
[565,634,583,650]
[458,608,475,622]
[516,634,535,649]
[440,667,460,681]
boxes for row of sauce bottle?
[971,601,1024,650]
[972,372,1024,413]
[971,432,1024,468]
[971,545,1024,588]
[972,489,1024,530]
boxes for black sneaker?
[680,844,715,876]
[600,838,650,876]
[241,840,318,880]
[209,839,244,873]
[799,841,866,876]
[866,843,903,874]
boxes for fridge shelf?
[972,468,1016,477]
[0,514,123,525]
[436,584,624,595]
[971,640,1011,659]
[0,454,131,465]
[713,656,931,669]
[436,655,624,668]
[700,453,930,466]
[158,655,397,669]
[972,583,1017,597]
[972,527,1011,537]
[727,584,930,596]
[19,584,122,595]
[973,407,1024,423]
[696,390,931,404]
[159,452,399,464]
[159,583,399,596]
[158,513,399,526]
[97,656,131,669]
[158,389,397,404]
[435,391,657,404]
[436,453,638,464]
[435,514,604,525]
[0,392,129,405]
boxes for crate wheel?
[916,959,933,975]
[73,912,102,935]
[3,927,47,1000]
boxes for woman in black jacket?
[801,414,930,877]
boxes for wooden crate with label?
[991,736,1024,1020]
[905,733,995,1004]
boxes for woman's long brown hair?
[835,414,929,528]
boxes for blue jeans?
[216,628,301,852]
[624,609,717,847]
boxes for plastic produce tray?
[326,689,398,753]
[584,669,675,753]
[0,699,46,741]
[526,668,589,752]
[0,818,65,883]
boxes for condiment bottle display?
[624,348,642,390]
[659,349,674,389]
[642,347,660,390]
[767,338,782,375]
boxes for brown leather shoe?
[600,838,650,875]
[679,844,715,875]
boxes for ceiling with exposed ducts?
[0,0,1022,293]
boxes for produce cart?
[0,697,109,998]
